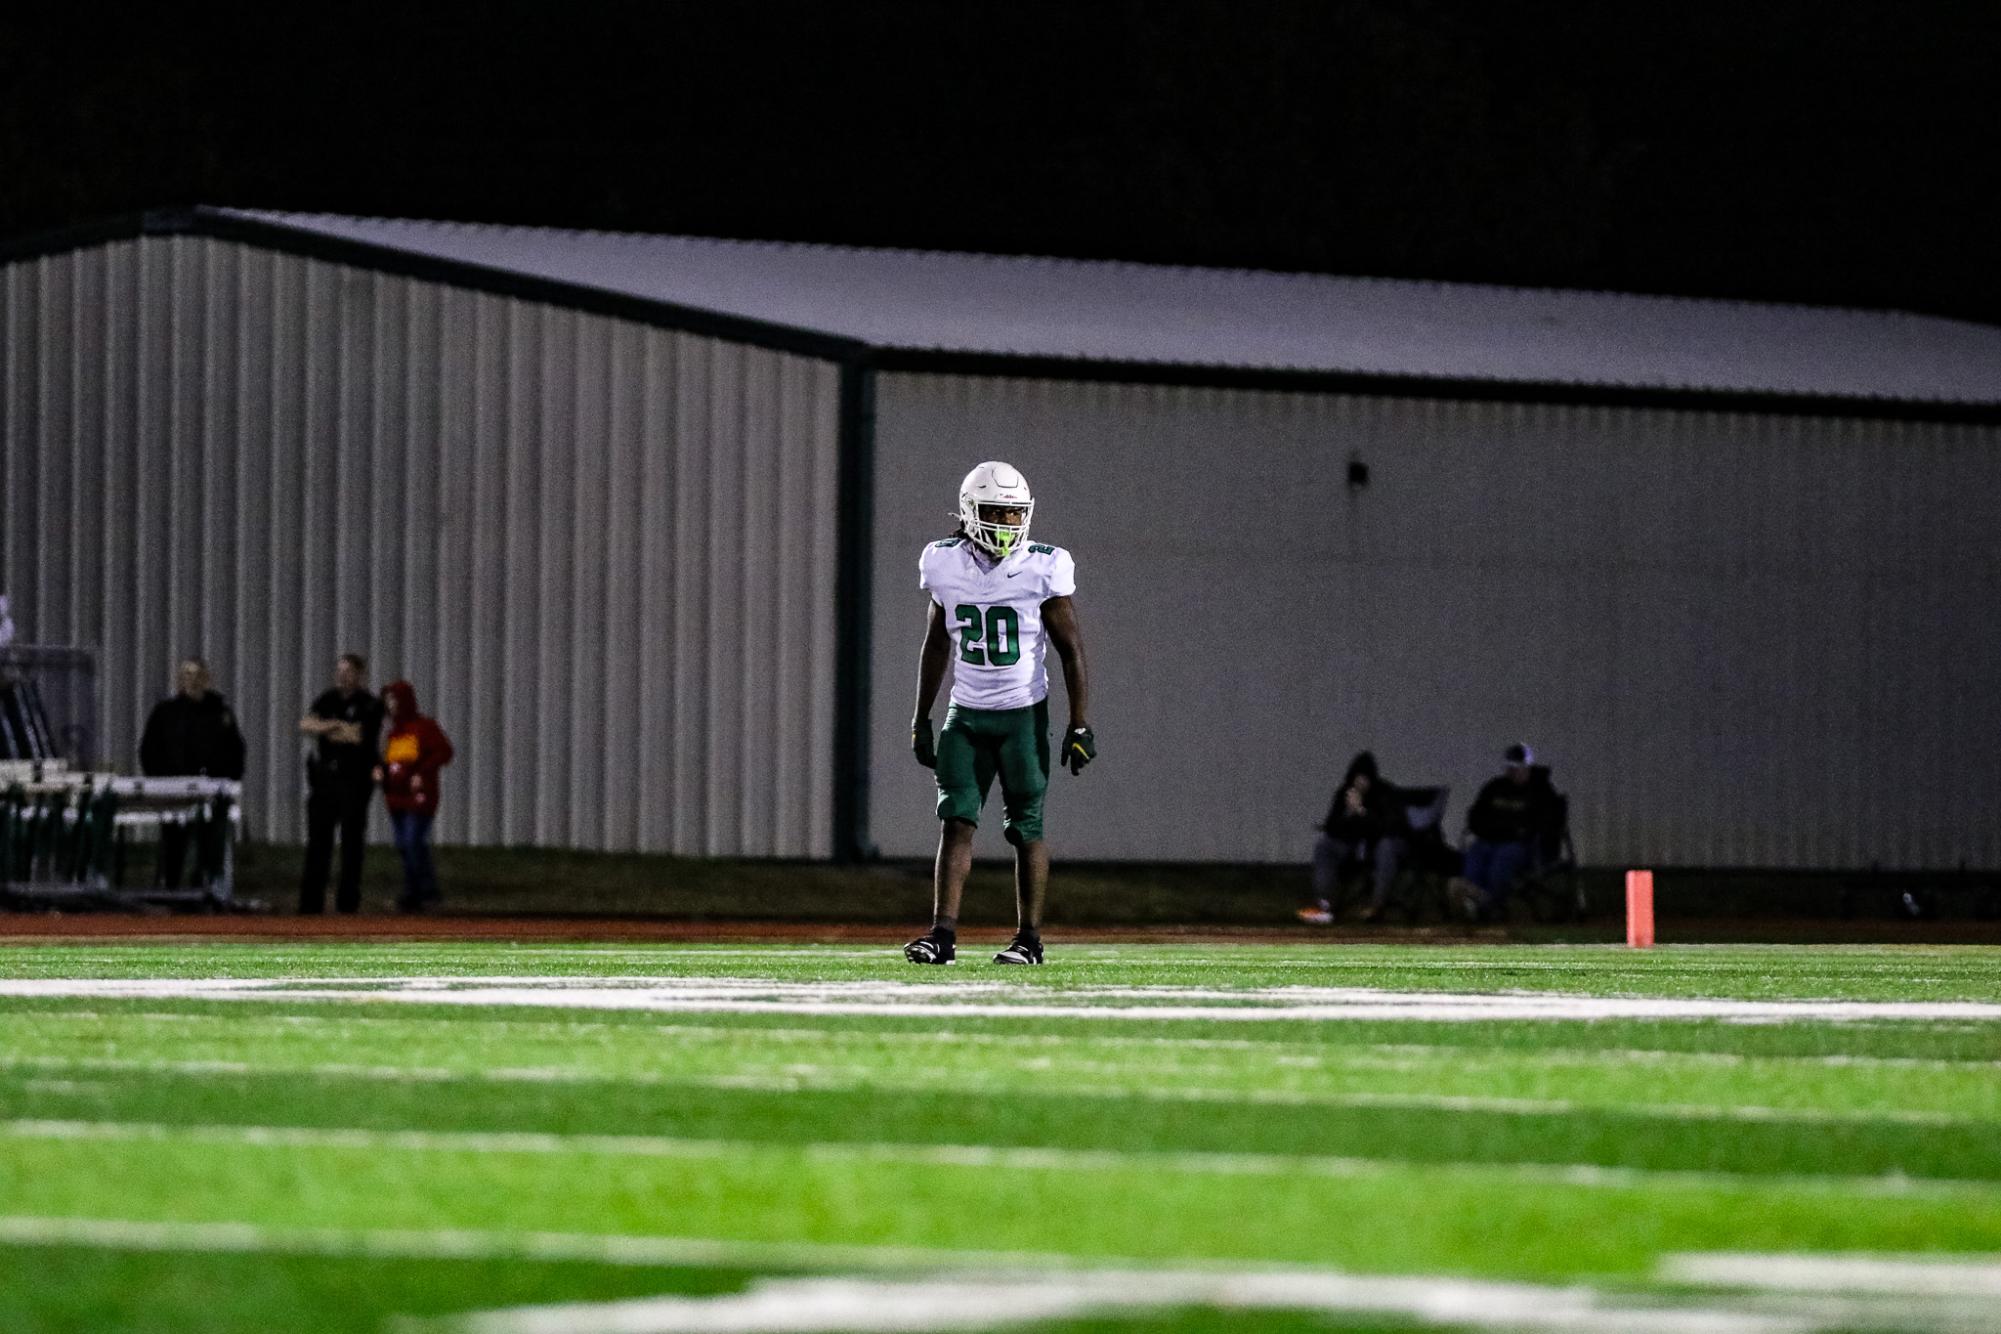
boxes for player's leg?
[934,708,1000,923]
[908,708,997,964]
[994,836,1048,964]
[907,817,974,963]
[1011,838,1048,933]
[931,818,976,927]
[994,700,1052,964]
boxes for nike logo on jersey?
[1006,571,1022,578]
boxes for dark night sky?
[5,1,1997,323]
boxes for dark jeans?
[301,788,371,913]
[1463,837,1532,909]
[1312,832,1407,909]
[389,808,439,907]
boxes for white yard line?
[0,1215,1814,1334]
[1663,1251,2001,1296]
[4,976,1999,1022]
[1,1118,1990,1196]
[446,1270,1812,1334]
[0,1213,1076,1271]
[23,1013,1991,1069]
[0,1053,1983,1127]
[0,1217,1993,1331]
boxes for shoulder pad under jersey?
[1027,543,1055,555]
[931,537,964,549]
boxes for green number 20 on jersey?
[954,604,1022,667]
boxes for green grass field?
[0,939,1997,1331]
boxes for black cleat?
[903,932,956,965]
[992,934,1045,965]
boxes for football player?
[905,461,1094,965]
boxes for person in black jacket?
[138,660,247,888]
[1451,742,1556,919]
[1299,751,1408,924]
[297,652,383,914]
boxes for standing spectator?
[298,652,382,914]
[138,659,247,888]
[373,680,454,913]
[1451,742,1556,921]
[1299,751,1408,924]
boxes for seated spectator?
[1299,751,1408,924]
[138,659,247,888]
[1451,742,1557,920]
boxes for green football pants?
[933,699,1051,845]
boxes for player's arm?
[1043,595,1095,774]
[910,602,951,767]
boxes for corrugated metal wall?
[1,237,842,854]
[869,373,2001,869]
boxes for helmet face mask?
[958,461,1035,558]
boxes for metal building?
[5,208,2000,868]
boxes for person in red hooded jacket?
[372,680,455,911]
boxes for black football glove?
[1063,724,1096,775]
[912,717,937,769]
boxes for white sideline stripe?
[3,1119,1991,1196]
[6,976,2001,1023]
[1663,1252,2001,1296]
[0,1054,1985,1128]
[447,1270,1811,1334]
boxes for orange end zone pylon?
[1625,869,1655,948]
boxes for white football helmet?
[957,461,1035,558]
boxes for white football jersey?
[919,536,1077,710]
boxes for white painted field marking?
[1663,1251,2001,1296]
[501,949,891,960]
[0,1116,1451,1183]
[448,1270,1810,1334]
[2,1053,1983,1128]
[0,1214,1075,1271]
[17,1079,104,1096]
[0,1214,1991,1332]
[5,976,2001,1023]
[3,1118,1991,1196]
[21,1011,1994,1070]
[0,1215,1812,1331]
